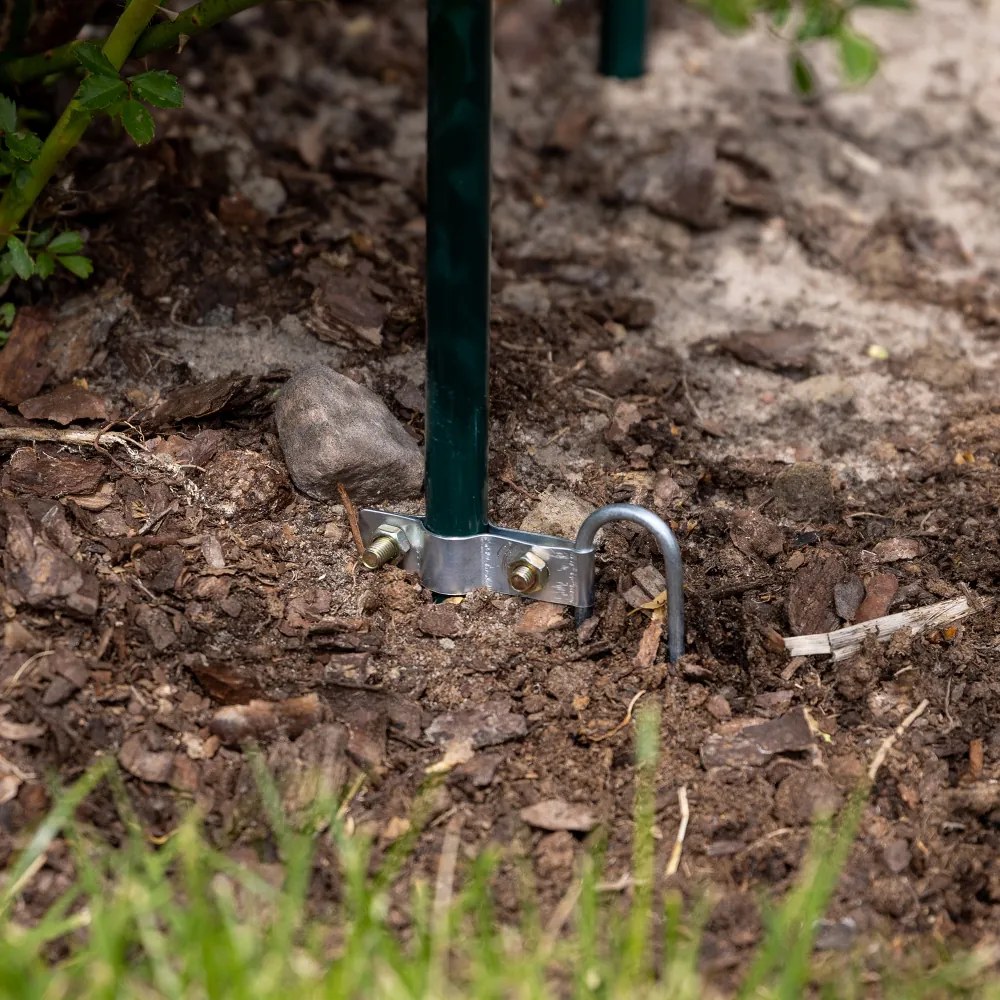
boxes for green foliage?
[699,0,915,94]
[0,94,42,190]
[74,42,184,146]
[0,742,998,997]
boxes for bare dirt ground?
[2,0,1000,984]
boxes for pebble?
[519,487,593,540]
[276,364,424,505]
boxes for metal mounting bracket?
[359,503,685,662]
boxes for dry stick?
[867,699,929,783]
[665,785,690,878]
[583,689,646,744]
[0,425,196,498]
[337,483,365,555]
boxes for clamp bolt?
[361,524,411,570]
[508,551,549,594]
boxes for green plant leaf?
[57,255,94,280]
[797,0,843,40]
[709,0,754,31]
[130,70,184,109]
[120,100,155,146]
[5,236,33,280]
[0,302,15,330]
[5,129,42,161]
[35,252,56,280]
[0,96,16,135]
[838,26,879,83]
[75,42,119,78]
[790,50,816,95]
[768,0,792,29]
[78,75,128,111]
[47,230,85,255]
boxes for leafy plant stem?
[0,0,164,241]
[0,0,273,87]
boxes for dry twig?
[868,699,929,783]
[665,785,690,877]
[581,690,646,744]
[337,483,365,555]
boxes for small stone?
[498,280,550,317]
[883,838,912,874]
[772,463,838,522]
[833,575,865,621]
[276,365,423,505]
[520,798,599,833]
[239,174,287,217]
[519,488,593,540]
[789,374,856,409]
[706,694,732,721]
[119,734,174,784]
[873,538,922,563]
[418,604,460,638]
[814,917,859,952]
[773,770,842,825]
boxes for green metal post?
[425,0,492,539]
[599,0,648,79]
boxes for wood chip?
[783,596,988,661]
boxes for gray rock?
[276,365,423,504]
[519,487,593,540]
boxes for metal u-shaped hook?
[574,504,685,663]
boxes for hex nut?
[508,550,549,594]
[373,523,411,554]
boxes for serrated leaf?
[130,70,184,109]
[78,74,128,111]
[29,227,52,248]
[790,50,816,96]
[12,165,32,189]
[35,252,55,280]
[0,96,16,135]
[5,129,42,162]
[47,230,84,255]
[120,100,155,146]
[0,302,15,329]
[75,42,118,78]
[5,236,33,280]
[838,26,879,83]
[57,255,94,280]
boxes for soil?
[3,0,1000,986]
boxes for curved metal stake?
[574,503,685,663]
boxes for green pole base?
[599,0,648,79]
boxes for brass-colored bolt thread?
[361,535,401,570]
[509,563,539,593]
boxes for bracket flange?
[359,503,685,662]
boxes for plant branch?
[0,0,273,87]
[0,0,163,241]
